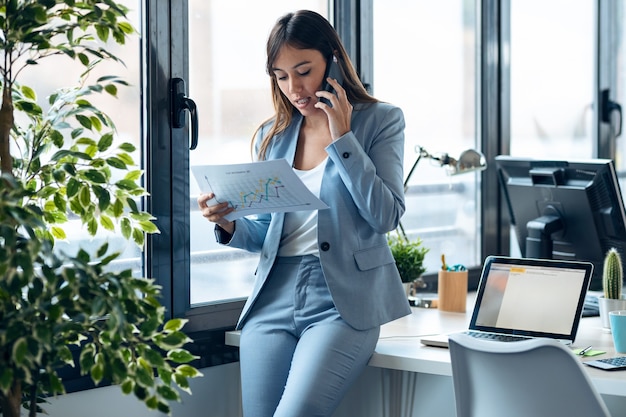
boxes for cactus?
[603,247,623,299]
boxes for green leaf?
[163,318,187,332]
[21,85,36,100]
[0,367,14,392]
[176,364,203,378]
[106,156,127,170]
[79,184,91,206]
[49,373,65,394]
[121,217,131,239]
[138,220,159,234]
[145,395,158,410]
[132,228,145,246]
[112,199,124,217]
[116,152,135,166]
[51,226,67,240]
[100,214,114,231]
[54,192,66,212]
[155,331,189,350]
[126,197,139,213]
[119,142,136,152]
[76,114,92,129]
[116,179,139,190]
[124,170,143,181]
[80,346,96,371]
[135,365,155,388]
[142,347,165,368]
[87,217,98,235]
[84,169,107,183]
[167,349,198,364]
[67,178,80,197]
[156,385,179,402]
[95,24,110,42]
[96,188,111,211]
[13,337,28,364]
[91,363,104,385]
[98,133,114,151]
[78,52,89,66]
[121,379,134,395]
[90,115,103,131]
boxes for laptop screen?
[469,256,593,341]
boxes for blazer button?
[342,152,350,159]
[320,242,330,251]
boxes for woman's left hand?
[315,78,353,140]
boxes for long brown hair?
[253,10,377,160]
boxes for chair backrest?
[448,333,610,417]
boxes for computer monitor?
[495,155,626,290]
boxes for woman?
[198,10,411,417]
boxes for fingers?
[316,78,345,105]
[197,193,235,227]
[315,79,352,139]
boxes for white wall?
[45,363,243,417]
[41,362,626,417]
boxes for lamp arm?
[404,146,432,192]
[404,153,422,192]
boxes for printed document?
[192,159,329,221]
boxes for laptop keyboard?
[585,356,626,371]
[466,331,530,342]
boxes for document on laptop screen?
[474,264,586,334]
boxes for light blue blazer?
[226,101,412,331]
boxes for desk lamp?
[398,145,487,239]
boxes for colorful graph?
[204,175,292,210]
[191,160,328,221]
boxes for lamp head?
[446,149,488,175]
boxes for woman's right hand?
[197,193,235,234]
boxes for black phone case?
[320,55,344,106]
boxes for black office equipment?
[495,156,626,290]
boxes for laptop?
[420,256,594,348]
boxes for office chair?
[448,333,611,417]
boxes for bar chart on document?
[192,159,328,221]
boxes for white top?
[278,158,327,257]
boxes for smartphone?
[319,54,344,106]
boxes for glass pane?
[509,0,595,257]
[16,1,142,274]
[189,1,329,305]
[372,0,480,274]
[613,2,626,190]
[510,0,594,158]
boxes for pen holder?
[438,270,468,312]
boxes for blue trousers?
[239,255,380,417]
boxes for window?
[187,1,329,306]
[509,0,595,159]
[18,0,142,273]
[372,0,481,275]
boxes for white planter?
[598,295,626,331]
[402,282,412,298]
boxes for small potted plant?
[388,234,429,297]
[598,247,626,330]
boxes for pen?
[578,345,592,356]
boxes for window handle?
[601,89,623,138]
[171,77,199,150]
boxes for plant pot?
[598,295,626,331]
[402,282,413,297]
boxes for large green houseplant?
[0,2,201,417]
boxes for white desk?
[225,293,626,416]
[372,297,626,397]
